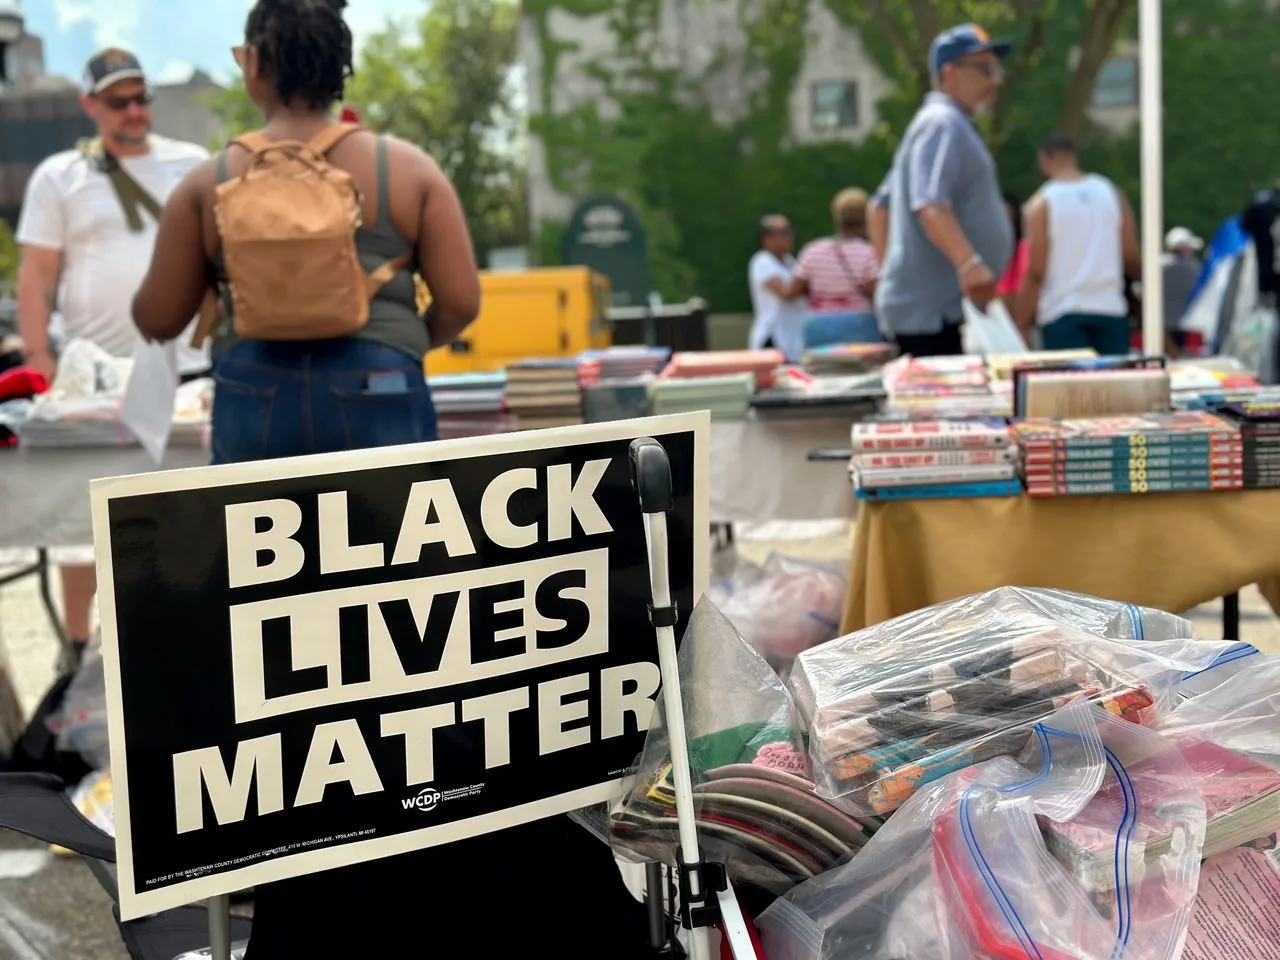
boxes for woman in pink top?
[790,188,883,348]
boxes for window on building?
[811,81,858,133]
[1092,56,1138,107]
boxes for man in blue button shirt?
[873,24,1014,356]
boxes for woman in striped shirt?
[790,188,883,348]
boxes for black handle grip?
[628,437,673,515]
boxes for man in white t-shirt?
[747,214,808,361]
[15,48,210,666]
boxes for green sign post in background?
[562,195,651,308]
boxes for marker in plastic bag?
[829,649,1065,716]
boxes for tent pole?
[1139,0,1165,357]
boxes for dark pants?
[1042,313,1132,356]
[894,322,963,358]
[214,339,653,958]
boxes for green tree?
[201,81,258,144]
[0,218,19,285]
[824,0,1134,147]
[350,0,526,261]
[204,0,527,262]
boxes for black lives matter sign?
[91,415,707,919]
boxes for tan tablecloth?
[842,490,1280,632]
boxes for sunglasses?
[957,59,1004,79]
[97,91,152,111]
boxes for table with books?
[841,407,1280,633]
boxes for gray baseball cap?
[81,48,146,94]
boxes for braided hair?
[245,0,354,110]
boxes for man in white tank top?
[1013,133,1142,355]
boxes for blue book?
[855,479,1022,501]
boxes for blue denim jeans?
[803,310,883,349]
[210,339,436,465]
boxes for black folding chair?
[0,772,252,960]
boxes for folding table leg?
[1222,591,1240,642]
[645,861,668,950]
[208,894,232,960]
[36,548,70,650]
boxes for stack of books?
[582,380,651,422]
[881,355,1008,419]
[848,420,1020,501]
[985,349,1098,382]
[1043,736,1280,895]
[1013,411,1246,496]
[428,371,515,439]
[578,346,670,379]
[802,342,898,375]
[504,359,586,430]
[662,349,783,390]
[1169,357,1264,410]
[1210,400,1280,488]
[650,373,755,420]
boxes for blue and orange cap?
[928,24,1011,77]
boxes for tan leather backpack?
[192,123,409,347]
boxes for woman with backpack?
[132,0,480,464]
[132,1,655,956]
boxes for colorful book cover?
[851,418,1010,452]
[1026,477,1245,496]
[1012,411,1239,444]
[852,447,1016,469]
[1024,462,1243,477]
[1022,450,1245,469]
[854,463,1017,489]
[1044,737,1280,892]
[854,479,1022,501]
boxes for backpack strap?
[306,122,362,157]
[363,254,414,300]
[231,131,275,156]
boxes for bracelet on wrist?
[957,254,983,278]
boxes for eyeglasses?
[957,59,1004,80]
[97,91,152,111]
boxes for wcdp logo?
[403,787,441,813]
[401,782,485,813]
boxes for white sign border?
[91,412,711,921]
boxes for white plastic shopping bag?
[121,339,179,464]
[962,297,1027,354]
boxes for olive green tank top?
[212,134,426,360]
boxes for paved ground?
[0,526,1277,958]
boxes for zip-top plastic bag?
[707,551,847,676]
[1173,641,1264,698]
[598,599,873,910]
[757,701,1207,960]
[790,587,1233,816]
[1156,653,1280,763]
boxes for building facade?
[520,0,1141,240]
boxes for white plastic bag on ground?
[708,552,847,674]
